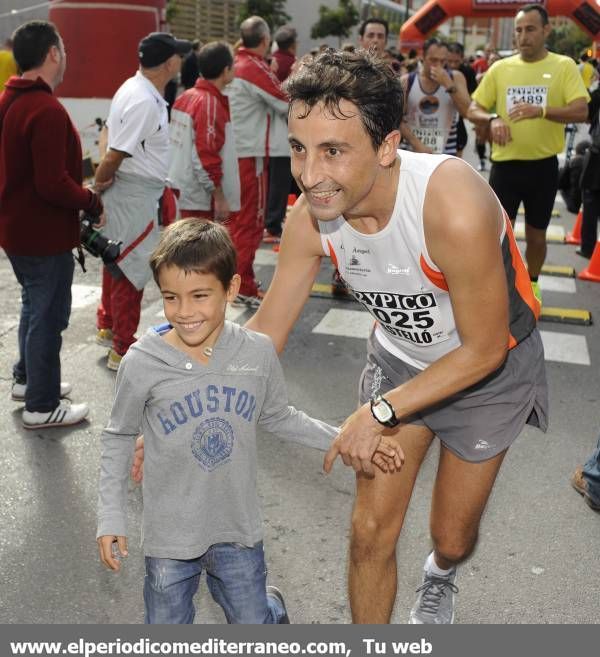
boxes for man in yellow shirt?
[0,39,17,92]
[578,53,597,91]
[468,3,588,303]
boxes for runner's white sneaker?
[409,566,458,624]
[22,401,89,429]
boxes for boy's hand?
[130,435,144,483]
[98,535,128,571]
[324,406,405,476]
[372,435,405,474]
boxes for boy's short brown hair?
[150,219,236,289]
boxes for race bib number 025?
[506,85,548,113]
[353,290,449,347]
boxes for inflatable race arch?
[400,0,600,49]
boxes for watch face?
[373,400,393,423]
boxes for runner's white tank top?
[405,74,458,155]
[318,150,538,370]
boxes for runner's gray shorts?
[359,329,548,462]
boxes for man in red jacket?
[0,20,103,429]
[168,41,240,222]
[226,16,288,308]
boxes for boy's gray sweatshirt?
[97,321,338,559]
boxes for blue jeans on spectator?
[144,542,286,624]
[582,432,600,506]
[7,252,74,412]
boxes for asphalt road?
[0,139,599,624]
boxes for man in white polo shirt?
[94,32,191,370]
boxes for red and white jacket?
[226,48,288,158]
[168,79,240,212]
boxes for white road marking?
[254,249,278,267]
[539,330,590,366]
[71,284,101,309]
[538,275,577,294]
[312,308,373,339]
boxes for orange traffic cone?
[566,210,582,245]
[578,240,600,282]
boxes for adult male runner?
[468,3,588,302]
[247,48,548,624]
[400,38,471,155]
[357,17,388,57]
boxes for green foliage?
[310,0,360,46]
[547,22,591,59]
[166,0,178,23]
[237,0,291,31]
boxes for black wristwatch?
[370,394,399,428]
[488,113,500,124]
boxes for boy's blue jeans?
[144,542,287,624]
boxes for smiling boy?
[96,219,400,624]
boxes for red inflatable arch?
[400,0,600,49]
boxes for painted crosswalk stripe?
[539,275,576,294]
[312,308,373,339]
[539,330,590,365]
[254,249,279,267]
[311,308,590,365]
[71,284,102,309]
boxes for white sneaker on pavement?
[22,400,89,429]
[12,381,72,402]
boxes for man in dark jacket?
[0,20,103,429]
[181,39,201,90]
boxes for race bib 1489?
[506,85,548,113]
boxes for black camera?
[80,213,121,264]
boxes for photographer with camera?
[93,32,191,371]
[0,20,104,429]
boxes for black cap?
[138,32,193,67]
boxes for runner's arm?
[537,97,588,123]
[467,99,496,125]
[467,100,511,146]
[245,196,324,353]
[386,158,509,415]
[448,70,471,118]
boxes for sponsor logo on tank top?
[352,289,449,347]
[419,95,440,115]
[343,247,372,276]
[387,264,411,276]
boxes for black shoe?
[267,585,290,623]
[575,248,593,259]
